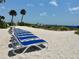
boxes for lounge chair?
[10,34,47,54]
[14,32,34,37]
[9,28,47,54]
[11,39,47,54]
[14,30,31,34]
[14,28,31,33]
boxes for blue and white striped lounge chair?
[13,34,39,42]
[14,29,31,34]
[14,28,31,33]
[11,36,47,54]
[14,32,34,37]
[9,28,48,54]
[11,39,47,54]
[14,31,38,40]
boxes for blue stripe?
[18,36,38,40]
[16,32,31,34]
[17,34,34,36]
[21,40,46,45]
[14,33,36,38]
[17,35,37,38]
[14,32,33,35]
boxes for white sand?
[0,26,79,59]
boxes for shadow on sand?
[8,44,46,57]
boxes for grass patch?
[0,21,9,29]
[75,30,79,35]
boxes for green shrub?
[0,21,9,28]
[17,22,32,27]
[7,22,16,26]
[58,26,70,31]
[75,30,79,35]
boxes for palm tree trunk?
[11,16,13,25]
[21,15,23,23]
[0,19,1,22]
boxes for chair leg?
[12,50,17,55]
[35,45,42,50]
[22,45,42,54]
[22,47,30,54]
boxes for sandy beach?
[0,26,79,59]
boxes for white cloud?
[0,6,5,10]
[1,6,5,9]
[69,6,79,11]
[52,14,56,16]
[49,0,58,7]
[40,12,47,16]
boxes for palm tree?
[0,16,1,22]
[0,0,6,3]
[20,9,26,23]
[0,16,5,22]
[9,10,17,25]
[1,16,5,21]
[0,16,6,28]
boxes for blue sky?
[0,0,79,25]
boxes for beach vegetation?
[0,16,9,28]
[75,30,79,35]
